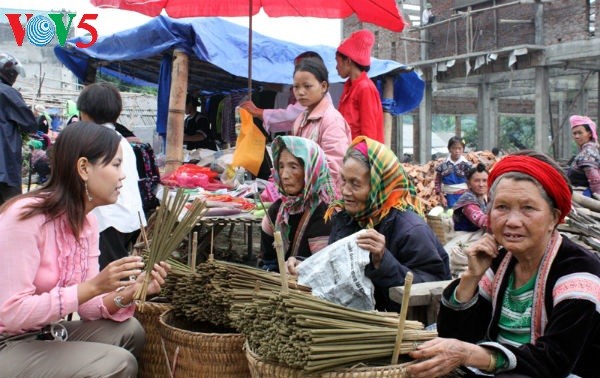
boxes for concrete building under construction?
[344,0,599,162]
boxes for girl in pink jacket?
[292,57,352,190]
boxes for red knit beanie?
[336,29,374,67]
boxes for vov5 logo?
[5,13,98,48]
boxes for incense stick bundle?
[134,188,206,303]
[166,259,310,327]
[236,290,437,373]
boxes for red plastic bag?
[161,164,225,189]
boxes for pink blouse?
[0,198,133,335]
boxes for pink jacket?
[0,198,133,335]
[292,95,351,188]
[263,92,334,134]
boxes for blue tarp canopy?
[54,16,423,115]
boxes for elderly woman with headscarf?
[568,115,600,198]
[260,136,336,273]
[407,150,600,378]
[325,136,451,312]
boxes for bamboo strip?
[392,272,413,364]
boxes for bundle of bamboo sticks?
[134,188,206,303]
[236,290,437,373]
[164,259,310,328]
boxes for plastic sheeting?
[54,16,423,116]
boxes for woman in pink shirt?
[292,57,352,189]
[0,122,170,377]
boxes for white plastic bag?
[297,231,375,311]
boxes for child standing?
[435,136,472,208]
[292,57,351,188]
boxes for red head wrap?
[488,155,572,223]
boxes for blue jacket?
[329,208,451,312]
[0,83,36,187]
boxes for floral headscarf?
[271,136,336,254]
[326,136,424,228]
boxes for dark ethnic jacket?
[438,235,600,378]
[329,208,451,312]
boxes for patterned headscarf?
[326,136,424,228]
[271,136,336,253]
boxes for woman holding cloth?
[260,136,336,273]
[407,151,600,378]
[326,136,450,312]
[568,115,600,198]
[0,122,170,377]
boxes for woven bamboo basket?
[135,301,172,378]
[159,309,250,378]
[245,342,411,378]
[427,214,448,244]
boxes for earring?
[84,182,93,202]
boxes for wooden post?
[383,76,394,148]
[165,49,189,175]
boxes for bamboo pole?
[383,76,394,149]
[391,271,414,364]
[191,231,198,273]
[165,49,188,175]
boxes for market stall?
[54,16,425,173]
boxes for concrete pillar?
[477,80,491,150]
[557,95,572,160]
[534,67,550,153]
[417,80,433,163]
[490,97,498,150]
[580,83,589,116]
[165,49,189,174]
[454,115,462,136]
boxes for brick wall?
[543,0,589,44]
[345,0,595,64]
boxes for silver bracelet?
[114,295,134,309]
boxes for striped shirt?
[497,272,536,346]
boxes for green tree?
[499,116,535,152]
[431,115,456,133]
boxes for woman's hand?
[285,257,301,276]
[407,338,472,378]
[138,261,171,296]
[239,100,264,119]
[453,233,499,302]
[440,195,448,208]
[78,256,144,304]
[464,233,499,278]
[356,229,386,269]
[91,256,144,295]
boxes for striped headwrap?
[271,136,336,255]
[326,136,424,228]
